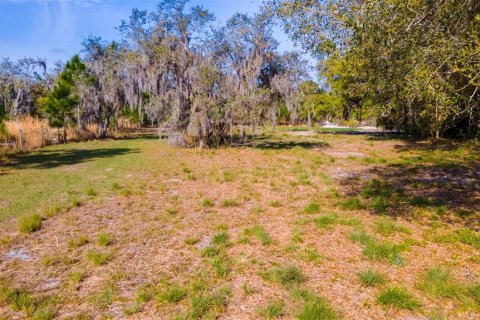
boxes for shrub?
[18,214,42,233]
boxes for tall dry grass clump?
[1,116,140,155]
[4,117,56,151]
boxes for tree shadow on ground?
[4,147,138,170]
[251,140,328,150]
[339,142,480,227]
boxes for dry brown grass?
[1,116,138,155]
[4,117,55,151]
[0,131,479,319]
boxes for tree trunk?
[307,110,312,129]
[63,126,67,144]
[271,107,276,132]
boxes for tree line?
[1,0,479,146]
[1,0,342,147]
[274,0,480,139]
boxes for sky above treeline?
[0,0,312,74]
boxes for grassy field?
[0,129,479,319]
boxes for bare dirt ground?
[1,132,479,319]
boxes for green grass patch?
[221,198,238,207]
[212,231,230,246]
[303,202,321,214]
[376,287,419,310]
[349,230,405,265]
[201,198,214,207]
[0,137,154,222]
[85,250,111,266]
[338,197,365,210]
[433,228,480,249]
[261,265,306,287]
[298,247,322,263]
[358,269,385,287]
[155,284,187,304]
[184,237,200,245]
[314,213,361,229]
[18,213,42,233]
[257,300,284,319]
[181,286,231,319]
[375,217,411,236]
[210,255,231,277]
[68,236,89,249]
[0,282,37,316]
[293,289,339,320]
[96,233,113,246]
[90,283,116,309]
[313,213,338,229]
[243,225,272,245]
[417,267,460,298]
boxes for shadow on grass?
[252,140,328,150]
[339,142,480,226]
[5,147,138,170]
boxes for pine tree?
[45,55,85,143]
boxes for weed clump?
[417,267,460,298]
[293,289,339,320]
[68,236,89,249]
[243,225,272,245]
[376,287,419,310]
[85,250,111,266]
[18,214,42,233]
[349,230,405,265]
[358,269,385,287]
[304,202,320,214]
[261,265,306,287]
[257,300,284,319]
[338,197,365,210]
[96,233,113,246]
[156,284,187,304]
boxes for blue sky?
[0,0,302,67]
